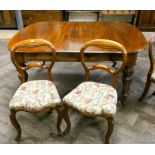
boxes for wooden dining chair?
[62,39,127,143]
[9,39,62,142]
[139,33,155,101]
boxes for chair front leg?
[55,106,63,135]
[105,117,114,144]
[9,109,21,142]
[63,103,71,135]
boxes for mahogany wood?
[7,22,146,105]
[8,21,146,53]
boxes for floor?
[0,29,155,143]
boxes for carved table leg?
[121,65,134,106]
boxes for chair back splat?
[80,39,127,88]
[11,39,56,82]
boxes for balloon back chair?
[139,33,155,101]
[9,39,62,142]
[62,39,127,143]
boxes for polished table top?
[8,21,146,54]
[7,22,147,105]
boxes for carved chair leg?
[55,106,63,135]
[105,117,114,144]
[63,104,71,135]
[139,75,152,102]
[9,109,21,142]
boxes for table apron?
[22,52,138,65]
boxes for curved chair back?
[80,39,127,88]
[11,39,56,81]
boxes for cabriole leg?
[55,106,63,135]
[63,104,71,135]
[105,117,114,144]
[9,109,21,142]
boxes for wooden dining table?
[7,21,146,105]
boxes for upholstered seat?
[10,80,61,112]
[63,81,117,116]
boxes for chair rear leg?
[105,117,114,144]
[9,109,21,142]
[139,78,151,102]
[55,106,63,135]
[63,104,71,135]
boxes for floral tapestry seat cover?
[63,81,117,117]
[9,80,61,112]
